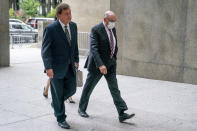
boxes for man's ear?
[57,14,60,19]
[104,18,108,25]
[104,18,107,22]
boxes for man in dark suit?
[41,3,79,129]
[78,11,135,123]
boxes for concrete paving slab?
[0,109,29,126]
[0,47,197,130]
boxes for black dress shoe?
[43,87,48,98]
[78,109,89,118]
[119,113,135,123]
[58,121,71,129]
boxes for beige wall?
[63,0,110,32]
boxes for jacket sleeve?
[41,27,53,70]
[90,27,104,68]
[74,24,79,63]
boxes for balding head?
[104,11,116,22]
[104,11,116,29]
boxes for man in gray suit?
[78,11,135,123]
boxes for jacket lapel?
[112,28,117,53]
[100,22,118,54]
[112,28,117,43]
[100,22,118,49]
[100,23,110,44]
[69,22,75,47]
[55,20,70,47]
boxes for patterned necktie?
[108,29,114,59]
[64,26,71,46]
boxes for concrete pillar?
[110,0,125,73]
[183,0,197,84]
[111,0,197,84]
[0,0,10,67]
[36,21,53,48]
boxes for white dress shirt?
[59,19,71,40]
[103,21,116,54]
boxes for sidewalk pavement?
[0,46,197,131]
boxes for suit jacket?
[84,22,118,72]
[41,20,79,78]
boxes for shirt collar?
[103,21,112,32]
[103,21,107,29]
[59,19,70,29]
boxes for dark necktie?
[108,29,114,59]
[64,25,71,46]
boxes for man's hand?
[46,69,54,78]
[75,62,79,69]
[99,65,107,75]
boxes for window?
[12,25,23,29]
[27,19,36,24]
[21,25,31,30]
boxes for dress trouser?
[50,64,76,122]
[79,61,128,115]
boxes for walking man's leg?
[104,65,135,122]
[50,78,71,129]
[78,71,102,117]
[50,78,66,122]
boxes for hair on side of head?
[56,3,70,16]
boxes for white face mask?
[107,22,115,29]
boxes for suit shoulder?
[70,21,77,27]
[92,23,101,29]
[45,22,56,31]
[91,22,103,32]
